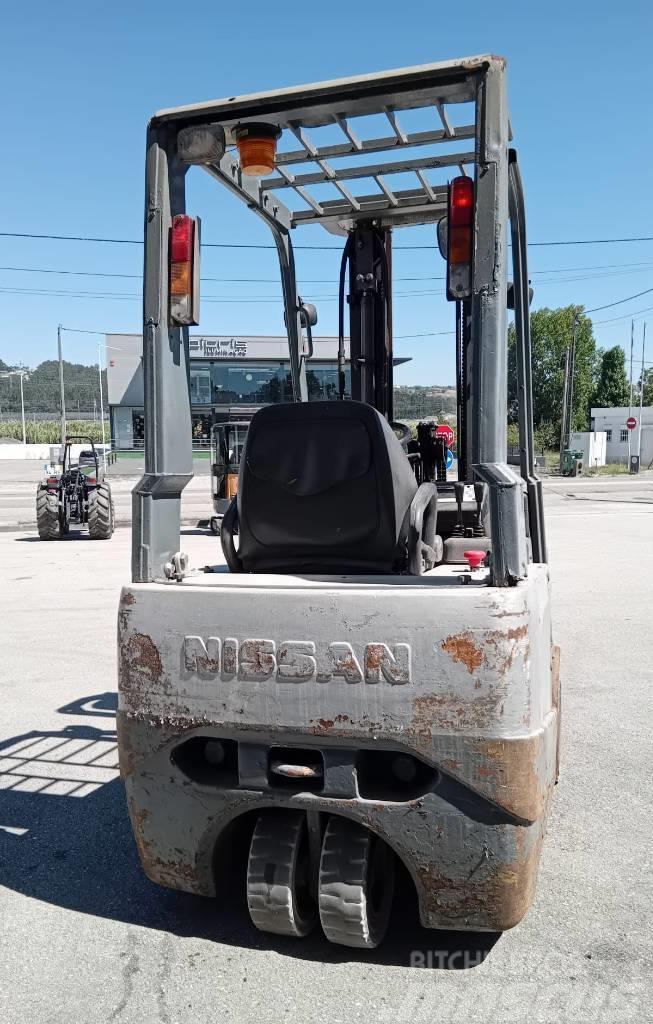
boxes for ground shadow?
[0,713,500,969]
[14,532,95,543]
[57,692,118,718]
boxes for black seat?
[221,401,439,575]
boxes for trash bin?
[561,449,584,476]
[629,455,640,475]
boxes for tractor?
[36,435,114,540]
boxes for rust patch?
[441,632,483,674]
[474,736,545,822]
[308,712,354,734]
[411,686,507,734]
[121,632,163,690]
[197,654,221,674]
[118,593,136,635]
[440,758,461,773]
[222,639,237,677]
[316,718,334,731]
[365,644,385,674]
[418,825,543,930]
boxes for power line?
[593,305,653,325]
[395,331,454,339]
[0,285,445,303]
[584,286,653,314]
[3,230,653,250]
[4,261,653,284]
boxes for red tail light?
[169,214,200,326]
[446,176,474,300]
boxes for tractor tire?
[36,488,62,541]
[88,482,114,540]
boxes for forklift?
[209,420,249,535]
[118,57,559,948]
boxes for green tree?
[508,305,600,445]
[639,367,653,406]
[592,346,630,408]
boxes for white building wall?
[591,407,653,466]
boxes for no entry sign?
[435,423,455,446]
[626,417,637,430]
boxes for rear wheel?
[246,810,317,937]
[36,488,61,540]
[318,816,394,949]
[88,482,114,539]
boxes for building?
[106,334,410,449]
[590,406,653,466]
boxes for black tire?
[88,482,114,540]
[318,817,395,949]
[36,487,61,541]
[246,810,317,937]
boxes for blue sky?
[2,0,652,384]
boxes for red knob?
[464,550,486,569]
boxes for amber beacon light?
[234,123,282,176]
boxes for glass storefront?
[115,361,352,450]
[190,359,350,407]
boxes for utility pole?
[628,318,634,462]
[637,322,646,463]
[559,314,578,466]
[567,316,578,443]
[560,347,570,460]
[98,339,107,475]
[58,323,66,446]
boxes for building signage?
[191,337,248,359]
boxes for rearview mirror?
[299,302,318,327]
[507,282,534,310]
[436,218,448,260]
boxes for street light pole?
[57,323,66,446]
[0,370,28,446]
[19,372,26,446]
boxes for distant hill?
[0,358,107,415]
[1,354,453,421]
[394,384,456,420]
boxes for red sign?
[626,417,637,430]
[435,423,455,446]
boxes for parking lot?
[1,468,652,1023]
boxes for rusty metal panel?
[118,565,557,930]
[118,566,551,741]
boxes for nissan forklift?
[118,57,559,948]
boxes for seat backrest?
[233,400,417,574]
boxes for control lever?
[473,482,487,537]
[453,481,465,536]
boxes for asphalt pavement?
[0,473,651,1023]
[0,459,213,533]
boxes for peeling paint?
[441,632,484,674]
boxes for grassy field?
[0,419,108,443]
